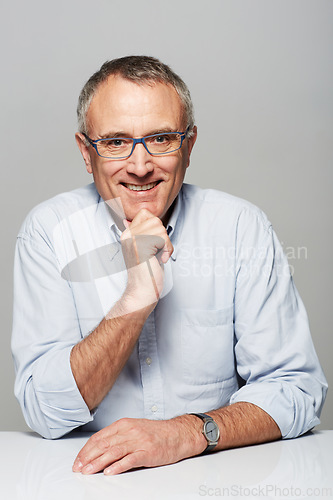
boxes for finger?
[128,208,156,228]
[123,213,166,241]
[131,219,174,261]
[121,216,159,241]
[73,424,119,472]
[73,436,110,472]
[81,444,127,475]
[122,229,173,265]
[160,240,174,263]
[104,450,147,476]
[154,234,173,264]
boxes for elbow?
[16,385,82,440]
[21,404,79,440]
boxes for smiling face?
[76,75,197,224]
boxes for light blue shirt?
[12,183,327,439]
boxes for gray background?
[1,0,332,431]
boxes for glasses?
[83,126,190,160]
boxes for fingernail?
[104,465,115,476]
[73,459,83,472]
[82,463,93,474]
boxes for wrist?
[125,259,162,306]
[190,413,220,453]
[170,414,208,458]
[105,293,155,321]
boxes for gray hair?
[77,55,195,135]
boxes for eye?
[155,135,167,143]
[153,134,173,144]
[105,139,125,147]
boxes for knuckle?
[154,216,163,227]
[111,444,124,458]
[140,208,153,218]
[97,438,110,451]
[90,432,100,444]
[133,209,150,223]
[119,417,130,426]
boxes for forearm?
[73,402,282,475]
[70,298,153,411]
[186,402,281,454]
[71,211,173,411]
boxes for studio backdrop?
[1,0,332,431]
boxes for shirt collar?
[94,195,122,242]
[166,189,183,239]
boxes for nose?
[126,141,154,176]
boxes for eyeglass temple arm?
[82,133,94,144]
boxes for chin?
[128,204,163,220]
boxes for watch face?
[204,420,219,442]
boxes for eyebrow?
[96,127,178,140]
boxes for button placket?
[138,313,164,419]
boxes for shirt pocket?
[180,306,234,385]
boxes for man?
[12,56,327,476]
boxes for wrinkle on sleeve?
[12,232,94,439]
[230,208,327,438]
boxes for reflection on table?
[0,430,332,499]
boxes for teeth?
[124,182,158,191]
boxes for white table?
[0,430,332,499]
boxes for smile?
[123,181,160,191]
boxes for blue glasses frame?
[83,126,190,160]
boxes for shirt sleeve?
[229,208,328,438]
[11,226,94,439]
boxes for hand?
[72,416,206,475]
[120,209,173,308]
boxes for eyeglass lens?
[97,133,183,158]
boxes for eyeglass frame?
[82,126,190,160]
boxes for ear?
[186,125,198,168]
[75,133,93,174]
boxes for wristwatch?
[191,413,220,453]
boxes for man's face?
[76,75,197,224]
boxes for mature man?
[12,56,327,475]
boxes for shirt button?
[145,357,152,365]
[151,405,158,412]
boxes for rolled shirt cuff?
[30,345,94,439]
[229,381,321,439]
